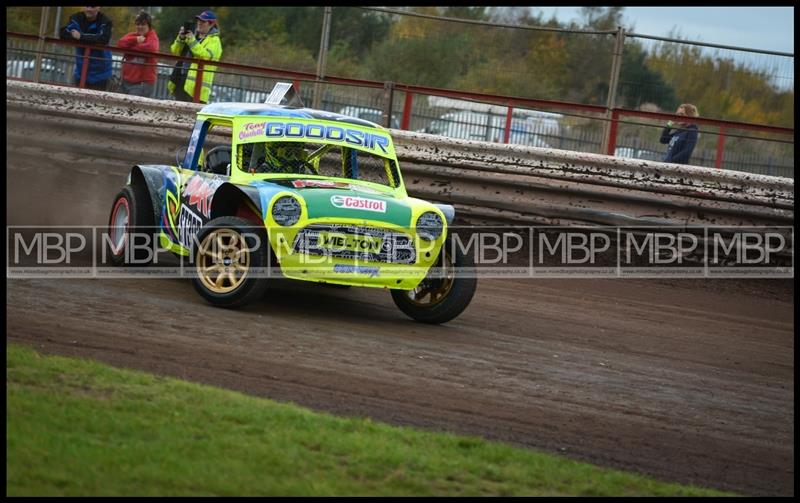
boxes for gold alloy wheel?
[196,228,251,294]
[405,246,455,307]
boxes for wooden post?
[312,6,332,109]
[601,27,625,154]
[33,7,50,84]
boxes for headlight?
[416,211,444,241]
[271,196,301,226]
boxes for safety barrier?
[8,31,795,179]
[7,79,793,228]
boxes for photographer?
[168,10,223,104]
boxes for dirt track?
[6,110,795,495]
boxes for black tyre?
[191,216,270,309]
[390,239,477,324]
[107,185,156,266]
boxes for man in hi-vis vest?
[169,10,222,104]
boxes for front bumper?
[268,221,444,289]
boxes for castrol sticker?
[330,195,386,213]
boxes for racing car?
[107,83,476,324]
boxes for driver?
[259,142,311,174]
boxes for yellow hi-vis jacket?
[168,28,222,103]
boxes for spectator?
[116,11,159,98]
[60,6,113,91]
[660,103,699,165]
[168,10,222,104]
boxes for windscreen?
[237,141,400,188]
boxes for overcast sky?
[533,6,794,54]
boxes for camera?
[181,20,194,33]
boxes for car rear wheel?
[191,216,269,308]
[390,239,477,324]
[107,185,155,266]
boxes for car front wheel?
[191,216,270,309]
[390,239,477,324]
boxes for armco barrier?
[7,79,793,228]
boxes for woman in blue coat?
[660,103,699,165]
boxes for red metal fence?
[6,32,794,177]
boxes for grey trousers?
[121,81,155,98]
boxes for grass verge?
[7,343,732,496]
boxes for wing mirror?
[175,146,188,167]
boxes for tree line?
[6,6,793,128]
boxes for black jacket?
[659,124,698,165]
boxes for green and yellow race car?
[107,84,476,324]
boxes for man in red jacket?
[117,11,159,97]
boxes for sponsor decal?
[161,170,181,241]
[292,180,349,189]
[330,195,386,213]
[183,176,217,218]
[239,121,266,140]
[318,231,383,253]
[178,206,203,249]
[292,180,384,195]
[292,225,416,264]
[162,191,181,241]
[264,121,390,154]
[333,264,380,277]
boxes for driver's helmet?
[264,142,308,173]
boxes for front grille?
[291,224,416,264]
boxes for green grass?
[7,344,733,496]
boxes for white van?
[338,106,400,129]
[422,96,562,148]
[6,57,68,83]
[422,110,557,148]
[614,147,662,161]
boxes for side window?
[237,142,261,173]
[184,120,233,172]
[199,123,233,175]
